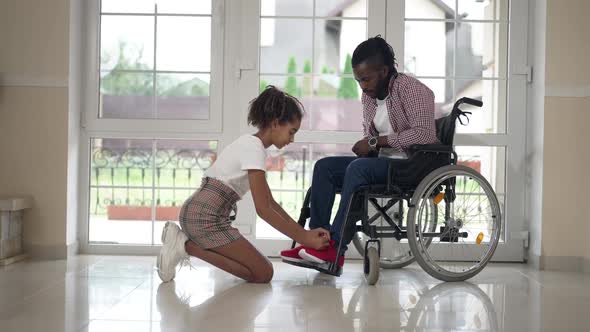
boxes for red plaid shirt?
[361,73,439,153]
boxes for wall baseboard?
[542,255,582,272]
[25,241,79,260]
[26,244,67,260]
[529,254,590,273]
[528,253,541,269]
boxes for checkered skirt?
[179,177,242,249]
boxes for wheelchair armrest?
[408,143,453,156]
[386,144,454,193]
[407,144,456,164]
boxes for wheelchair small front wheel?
[353,231,415,269]
[352,199,437,269]
[364,247,380,285]
[407,165,502,282]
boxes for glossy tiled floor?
[1,256,589,331]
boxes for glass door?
[236,0,527,261]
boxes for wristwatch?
[368,137,378,151]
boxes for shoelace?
[178,293,192,307]
[177,254,194,272]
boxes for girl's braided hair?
[247,85,304,129]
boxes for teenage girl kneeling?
[157,86,330,283]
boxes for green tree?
[285,56,299,96]
[303,60,312,73]
[159,76,209,97]
[302,59,312,96]
[337,53,358,99]
[101,41,209,97]
[101,41,153,95]
[259,79,269,93]
[321,65,335,74]
[317,65,337,97]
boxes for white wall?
[0,0,72,258]
[528,0,590,270]
[67,0,83,253]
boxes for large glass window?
[405,0,509,134]
[87,1,220,246]
[99,1,212,120]
[259,0,367,132]
[88,138,217,245]
[257,143,355,239]
[255,0,368,239]
[82,0,526,260]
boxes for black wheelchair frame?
[283,97,490,280]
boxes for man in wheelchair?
[280,36,439,269]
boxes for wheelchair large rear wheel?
[407,165,502,282]
[352,199,437,269]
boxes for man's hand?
[352,139,370,157]
[300,228,331,250]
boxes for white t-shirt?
[373,96,407,159]
[204,134,267,197]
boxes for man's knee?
[346,158,367,175]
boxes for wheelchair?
[283,97,502,284]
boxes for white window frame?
[77,0,529,262]
[235,0,528,261]
[386,0,529,261]
[78,0,230,254]
[233,0,387,257]
[81,0,225,134]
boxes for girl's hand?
[301,228,331,250]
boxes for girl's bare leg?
[185,238,273,283]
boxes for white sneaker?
[157,222,188,282]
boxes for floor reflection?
[156,280,273,331]
[3,256,590,332]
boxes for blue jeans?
[309,156,392,252]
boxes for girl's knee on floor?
[248,262,274,283]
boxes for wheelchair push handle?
[448,97,481,127]
[456,97,483,108]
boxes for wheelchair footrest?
[281,259,343,277]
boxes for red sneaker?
[299,241,345,267]
[280,245,306,263]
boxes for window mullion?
[153,3,158,120]
[385,0,404,70]
[151,140,157,245]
